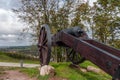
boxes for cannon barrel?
[62,26,84,37]
[52,26,88,46]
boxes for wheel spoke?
[40,28,45,43]
[43,30,47,41]
[68,49,73,57]
[72,52,75,61]
[42,46,48,65]
[39,50,43,65]
[38,29,43,44]
[43,38,47,45]
[42,45,47,50]
[66,48,85,64]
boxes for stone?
[80,68,87,73]
[40,65,55,76]
[87,66,101,73]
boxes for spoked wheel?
[38,24,51,66]
[66,48,85,65]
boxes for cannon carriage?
[38,24,120,80]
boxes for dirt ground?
[0,70,67,80]
[0,70,37,80]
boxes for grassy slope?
[51,62,111,80]
[21,62,112,80]
[0,52,39,64]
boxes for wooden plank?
[84,39,120,57]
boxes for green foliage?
[98,0,120,8]
[89,0,120,48]
[71,2,90,28]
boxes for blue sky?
[0,0,96,46]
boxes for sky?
[0,0,32,46]
[0,0,96,47]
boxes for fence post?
[20,60,23,68]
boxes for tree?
[14,0,78,62]
[90,0,120,47]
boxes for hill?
[0,51,39,64]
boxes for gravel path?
[0,62,40,68]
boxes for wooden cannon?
[38,24,120,80]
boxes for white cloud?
[0,8,31,46]
[89,0,97,6]
[0,0,32,46]
[1,34,16,38]
[0,9,26,34]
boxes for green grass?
[20,68,49,80]
[0,52,39,64]
[51,62,111,80]
[20,62,112,80]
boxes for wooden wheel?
[38,24,51,66]
[66,48,85,65]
